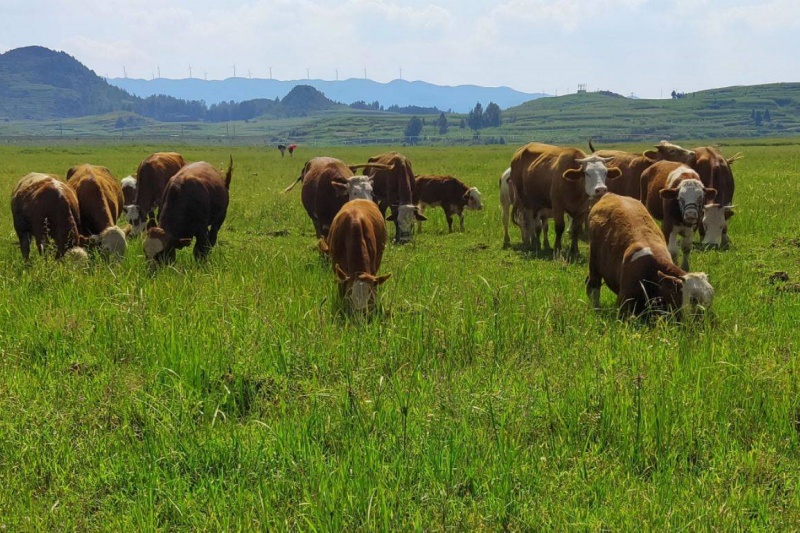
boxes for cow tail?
[588,139,596,153]
[225,156,233,190]
[282,160,310,194]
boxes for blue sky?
[2,0,797,98]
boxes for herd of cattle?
[8,139,739,317]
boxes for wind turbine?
[188,65,192,78]
[157,65,161,78]
[123,66,127,78]
[233,63,237,78]
[306,67,310,80]
[269,66,272,79]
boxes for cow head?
[63,246,90,266]
[87,226,127,259]
[644,141,697,165]
[332,176,374,200]
[463,187,483,210]
[659,179,716,226]
[144,227,190,263]
[335,264,391,313]
[123,204,151,237]
[387,204,427,243]
[658,271,714,315]
[562,155,620,199]
[702,204,735,247]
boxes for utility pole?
[335,68,338,81]
[157,65,161,78]
[399,67,402,80]
[306,67,310,80]
[123,66,127,78]
[188,65,192,78]
[233,63,236,77]
[269,66,272,79]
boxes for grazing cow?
[121,175,137,206]
[643,141,739,245]
[588,141,656,199]
[587,193,714,317]
[66,164,127,258]
[125,152,187,236]
[361,152,426,243]
[283,157,393,238]
[144,158,233,263]
[288,144,297,157]
[510,142,621,257]
[413,174,483,233]
[641,161,717,271]
[277,144,287,157]
[11,173,83,260]
[322,199,390,313]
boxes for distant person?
[288,144,297,157]
[277,144,287,157]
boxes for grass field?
[1,141,799,530]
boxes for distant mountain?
[0,46,138,119]
[109,77,545,113]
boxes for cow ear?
[659,188,679,199]
[657,270,683,288]
[66,166,78,181]
[606,167,622,180]
[562,168,583,181]
[643,150,659,160]
[414,207,428,221]
[375,273,391,285]
[332,181,348,196]
[704,188,718,202]
[335,264,349,282]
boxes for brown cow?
[643,141,738,246]
[413,174,483,233]
[124,152,187,236]
[587,193,714,317]
[641,161,717,271]
[66,164,127,258]
[11,173,83,260]
[282,157,393,238]
[362,152,426,243]
[510,142,621,257]
[321,199,390,313]
[588,141,656,199]
[144,159,233,263]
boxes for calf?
[144,159,233,263]
[324,199,390,313]
[587,193,714,317]
[361,152,426,243]
[641,161,717,271]
[283,157,392,238]
[66,163,127,258]
[510,142,621,257]
[414,174,482,233]
[500,167,548,248]
[11,173,83,260]
[125,151,187,236]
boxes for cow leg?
[666,227,680,266]
[521,208,536,251]
[444,207,454,233]
[681,227,693,271]
[567,214,583,260]
[502,204,511,246]
[208,224,220,246]
[18,232,32,260]
[194,231,212,261]
[417,205,426,233]
[540,216,551,251]
[553,211,566,257]
[586,243,602,309]
[457,206,465,232]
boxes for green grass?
[1,141,799,529]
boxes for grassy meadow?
[0,141,799,529]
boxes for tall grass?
[0,141,799,529]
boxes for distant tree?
[484,102,501,127]
[468,102,484,131]
[114,116,125,129]
[755,111,763,126]
[459,118,466,129]
[436,112,449,135]
[404,116,423,144]
[671,90,677,99]
[751,108,756,120]
[764,108,771,121]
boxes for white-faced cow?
[322,199,390,313]
[413,174,482,233]
[641,161,717,271]
[11,173,84,260]
[361,152,427,243]
[144,159,233,264]
[509,142,621,258]
[282,157,393,238]
[125,152,187,236]
[121,175,137,206]
[643,141,739,246]
[587,192,714,318]
[66,164,127,258]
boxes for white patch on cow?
[396,204,417,240]
[143,233,165,259]
[576,155,611,198]
[100,226,127,258]
[681,272,714,311]
[348,279,373,312]
[123,204,146,236]
[121,176,137,190]
[64,246,89,265]
[702,204,727,246]
[347,176,373,200]
[676,179,705,225]
[630,247,653,262]
[466,187,483,210]
[665,166,698,188]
